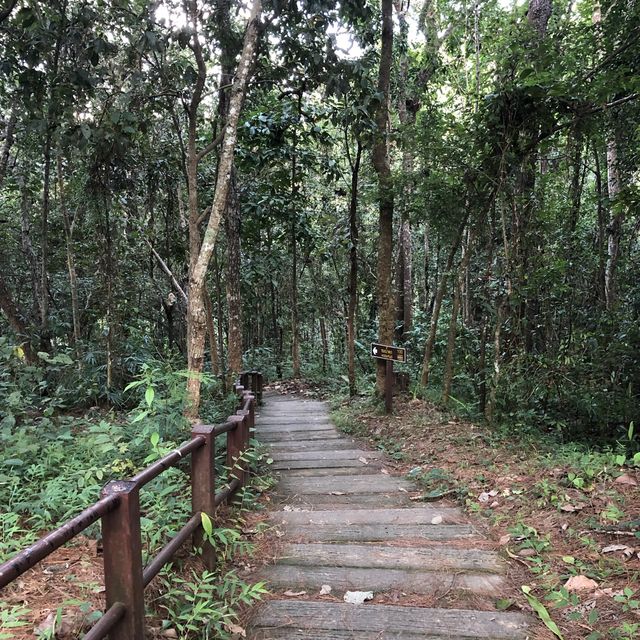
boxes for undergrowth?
[0,350,272,639]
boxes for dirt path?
[246,392,533,639]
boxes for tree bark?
[57,156,82,348]
[347,140,362,396]
[225,172,243,380]
[373,0,395,396]
[184,0,261,418]
[420,217,467,386]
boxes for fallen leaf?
[381,468,390,475]
[559,502,585,512]
[478,492,490,503]
[330,491,345,496]
[601,544,634,557]
[343,590,374,604]
[431,515,443,525]
[224,623,246,638]
[615,474,637,486]
[358,457,369,465]
[499,534,511,545]
[319,584,332,595]
[283,590,307,597]
[565,575,599,592]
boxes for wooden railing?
[0,370,264,640]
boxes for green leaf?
[145,386,155,407]
[131,410,149,423]
[150,432,160,448]
[201,512,213,536]
[522,586,564,640]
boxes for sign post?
[371,343,407,415]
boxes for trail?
[247,391,531,639]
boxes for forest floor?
[320,389,640,640]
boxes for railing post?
[226,414,245,497]
[100,480,145,640]
[256,372,263,405]
[191,424,216,570]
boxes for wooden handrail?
[0,371,263,640]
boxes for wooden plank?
[269,449,381,461]
[277,475,415,494]
[257,565,504,596]
[250,601,531,639]
[268,507,466,526]
[278,543,505,573]
[256,423,336,432]
[264,439,359,452]
[259,431,340,442]
[271,459,375,470]
[273,493,414,509]
[275,466,384,477]
[257,416,332,424]
[279,523,480,542]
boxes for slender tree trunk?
[184,0,261,418]
[485,301,505,424]
[320,317,328,372]
[225,172,243,379]
[203,284,219,377]
[442,231,475,402]
[213,247,226,390]
[57,157,81,348]
[0,273,35,362]
[290,93,302,378]
[604,136,623,310]
[420,217,466,386]
[347,140,362,396]
[373,0,395,396]
[442,280,461,404]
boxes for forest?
[0,0,639,637]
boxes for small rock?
[615,474,637,486]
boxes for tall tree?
[372,0,395,396]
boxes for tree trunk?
[184,0,261,418]
[373,0,395,396]
[420,217,466,386]
[203,284,220,377]
[57,156,82,348]
[604,136,622,310]
[347,140,362,397]
[320,317,328,373]
[0,273,35,362]
[442,280,461,404]
[225,172,243,380]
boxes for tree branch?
[145,238,188,303]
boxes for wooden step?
[277,475,415,495]
[263,439,360,452]
[269,507,466,526]
[249,601,531,639]
[275,465,384,477]
[259,430,340,442]
[269,449,382,461]
[257,416,332,424]
[256,423,337,433]
[271,458,377,470]
[276,522,480,542]
[258,564,504,596]
[275,493,416,509]
[278,543,505,573]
